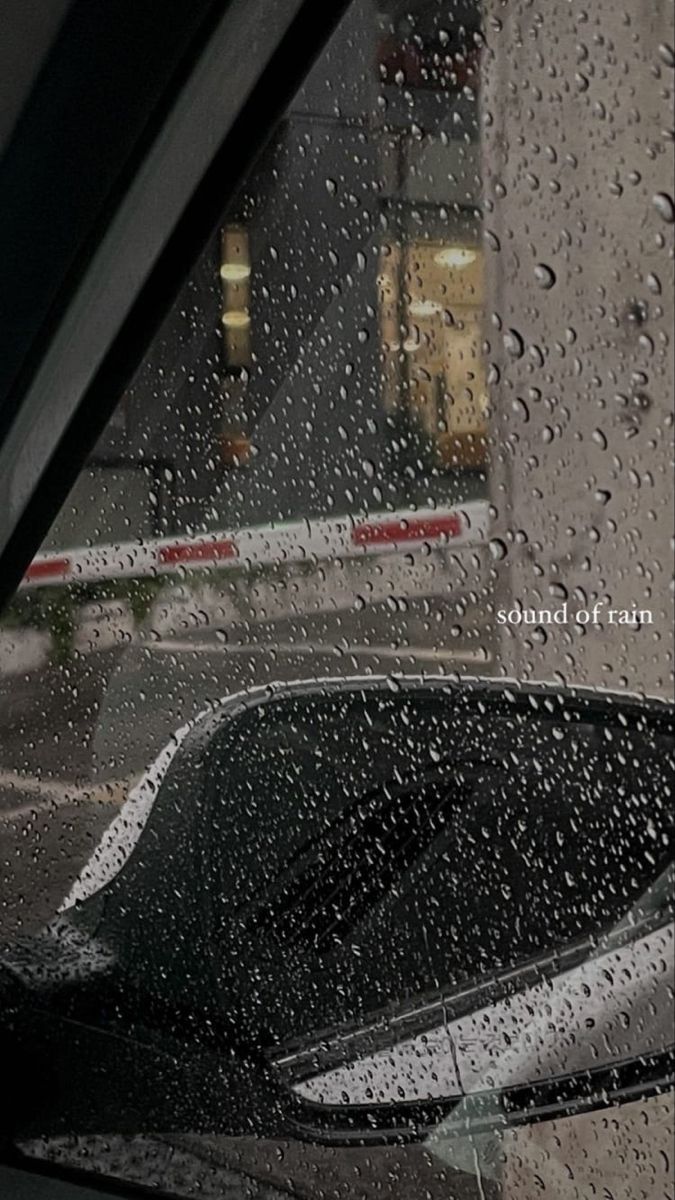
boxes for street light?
[433,247,477,269]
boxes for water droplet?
[652,192,674,223]
[534,264,556,290]
[658,43,674,68]
[503,329,525,359]
[639,332,655,356]
[646,272,662,295]
[488,538,508,561]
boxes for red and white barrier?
[22,502,488,589]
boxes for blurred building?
[47,0,489,545]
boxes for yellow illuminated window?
[378,239,487,469]
[220,224,251,369]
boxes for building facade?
[47,0,488,545]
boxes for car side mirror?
[1,676,673,1146]
[279,890,674,1143]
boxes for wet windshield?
[0,0,673,1196]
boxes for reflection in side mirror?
[285,905,673,1141]
[0,676,673,1147]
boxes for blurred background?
[0,0,672,940]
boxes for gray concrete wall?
[483,0,674,697]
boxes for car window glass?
[1,0,673,1196]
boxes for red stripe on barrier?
[24,556,71,582]
[353,513,463,546]
[158,538,238,566]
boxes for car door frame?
[0,0,351,608]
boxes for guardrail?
[22,503,489,589]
